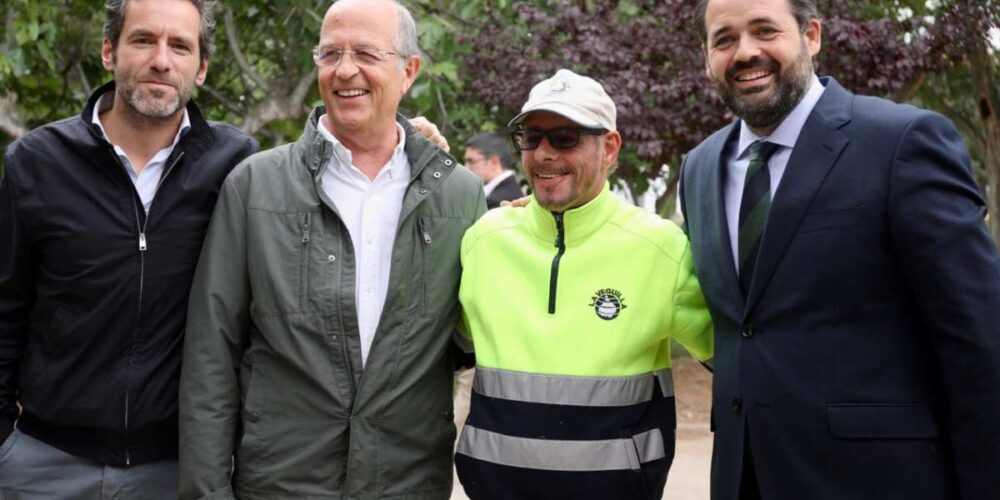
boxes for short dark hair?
[695,0,820,41]
[104,0,218,60]
[466,132,515,169]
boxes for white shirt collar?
[483,169,515,197]
[736,74,825,158]
[91,91,191,149]
[316,116,407,180]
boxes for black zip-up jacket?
[0,82,258,466]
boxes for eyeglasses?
[311,45,402,68]
[509,127,608,151]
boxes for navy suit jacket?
[680,77,1000,500]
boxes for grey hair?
[104,0,218,60]
[393,1,420,58]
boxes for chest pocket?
[247,208,329,317]
[416,215,468,317]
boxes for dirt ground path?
[450,356,713,500]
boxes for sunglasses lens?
[548,129,580,149]
[515,130,544,150]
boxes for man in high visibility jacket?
[455,69,714,500]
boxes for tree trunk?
[983,110,1000,247]
[971,46,1000,248]
[0,93,28,139]
[656,160,682,220]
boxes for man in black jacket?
[0,0,258,497]
[464,132,525,209]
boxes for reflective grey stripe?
[473,367,673,407]
[656,369,674,398]
[457,425,666,471]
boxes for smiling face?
[521,112,621,213]
[102,0,208,122]
[703,0,820,134]
[317,0,420,140]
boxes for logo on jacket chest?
[589,288,627,320]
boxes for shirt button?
[432,171,442,179]
[732,397,743,412]
[247,411,261,423]
[419,188,428,194]
[328,255,336,262]
[741,326,754,338]
[444,159,453,166]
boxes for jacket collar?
[81,80,217,162]
[526,182,617,246]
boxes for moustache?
[725,57,780,81]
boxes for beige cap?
[508,69,617,131]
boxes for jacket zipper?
[113,149,184,466]
[418,217,432,245]
[548,212,566,314]
[300,212,311,310]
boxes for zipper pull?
[302,212,311,244]
[419,217,432,245]
[139,232,147,252]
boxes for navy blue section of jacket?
[456,455,669,500]
[458,378,675,499]
[0,81,259,466]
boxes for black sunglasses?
[509,127,608,151]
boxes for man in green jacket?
[455,69,713,499]
[178,0,485,498]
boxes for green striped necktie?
[738,141,779,297]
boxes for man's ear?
[400,55,421,95]
[488,155,503,173]
[602,131,622,170]
[195,58,209,86]
[702,43,711,80]
[102,39,115,71]
[804,19,822,57]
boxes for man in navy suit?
[680,0,1000,499]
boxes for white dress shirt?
[483,169,515,197]
[317,117,410,367]
[724,75,825,270]
[92,92,191,214]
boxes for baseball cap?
[508,69,617,131]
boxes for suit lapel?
[743,78,853,317]
[691,123,745,317]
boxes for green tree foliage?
[1,0,997,247]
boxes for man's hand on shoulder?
[501,196,531,208]
[409,116,449,152]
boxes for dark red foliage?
[460,0,992,193]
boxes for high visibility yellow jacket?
[455,184,713,500]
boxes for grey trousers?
[0,429,177,500]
